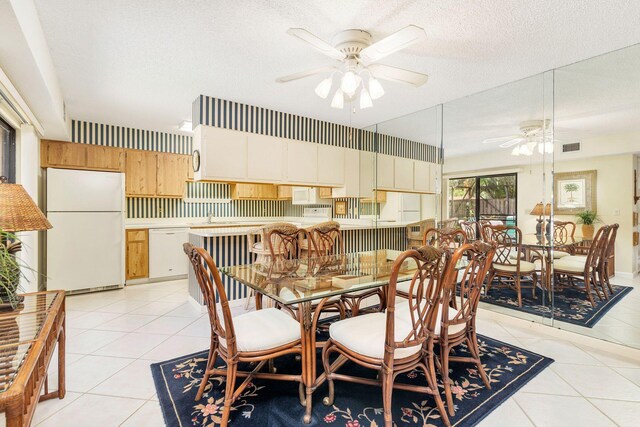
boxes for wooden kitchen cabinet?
[126,229,149,280]
[277,185,292,200]
[184,154,194,180]
[125,150,158,196]
[156,153,187,197]
[41,140,124,171]
[231,183,278,200]
[318,187,333,198]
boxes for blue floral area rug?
[151,334,552,426]
[481,283,633,328]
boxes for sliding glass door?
[449,173,517,225]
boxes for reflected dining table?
[221,249,461,424]
[521,234,585,290]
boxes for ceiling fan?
[482,120,558,156]
[276,25,429,109]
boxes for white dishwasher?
[149,228,189,279]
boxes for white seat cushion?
[329,312,421,360]
[554,257,586,274]
[219,308,300,352]
[565,255,587,262]
[493,260,535,273]
[553,251,571,259]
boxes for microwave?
[292,187,327,205]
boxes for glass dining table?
[521,234,585,289]
[221,249,433,424]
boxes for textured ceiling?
[34,0,640,135]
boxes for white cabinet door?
[247,134,284,182]
[413,161,432,192]
[359,151,375,197]
[286,140,318,184]
[197,126,247,181]
[317,145,345,186]
[376,154,395,190]
[394,157,414,191]
[333,148,360,198]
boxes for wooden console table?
[0,291,66,427]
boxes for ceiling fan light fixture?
[368,77,384,99]
[331,89,344,109]
[511,146,521,156]
[341,71,360,97]
[314,76,333,99]
[359,87,373,109]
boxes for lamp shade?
[529,203,544,216]
[0,182,52,232]
[544,203,551,216]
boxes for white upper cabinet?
[394,157,414,191]
[247,134,285,182]
[413,161,432,192]
[359,150,375,197]
[317,145,345,186]
[194,125,247,181]
[286,140,318,185]
[333,148,360,198]
[376,154,395,190]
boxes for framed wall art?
[334,200,347,216]
[553,170,597,215]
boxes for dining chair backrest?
[266,223,306,274]
[485,225,522,268]
[423,227,468,252]
[441,241,496,334]
[385,245,449,364]
[586,225,611,272]
[438,217,459,230]
[478,220,493,241]
[460,221,478,241]
[183,243,236,352]
[553,221,576,241]
[604,223,619,261]
[307,221,344,256]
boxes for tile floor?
[7,278,640,427]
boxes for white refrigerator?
[46,168,125,292]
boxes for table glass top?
[221,249,467,305]
[521,234,584,248]
[0,292,60,393]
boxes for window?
[449,173,517,225]
[1,117,16,183]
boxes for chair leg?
[196,339,218,400]
[221,362,237,426]
[583,275,597,307]
[423,352,451,427]
[604,263,615,295]
[485,270,495,295]
[322,341,336,406]
[591,271,604,301]
[515,276,522,307]
[381,367,394,427]
[468,330,491,390]
[439,339,455,417]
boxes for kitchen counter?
[188,221,410,237]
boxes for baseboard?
[614,271,635,281]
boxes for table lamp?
[530,203,545,236]
[544,203,551,235]
[0,177,52,308]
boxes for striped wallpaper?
[192,95,441,163]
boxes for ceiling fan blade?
[286,28,346,61]
[482,135,522,144]
[498,138,525,148]
[368,64,428,87]
[360,25,427,62]
[276,66,337,83]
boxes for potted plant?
[576,210,599,239]
[0,231,24,310]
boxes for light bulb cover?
[341,71,361,97]
[359,87,373,109]
[314,77,333,99]
[511,146,521,156]
[331,89,344,109]
[368,77,385,99]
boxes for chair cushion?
[219,308,300,352]
[329,312,422,360]
[493,260,535,273]
[554,257,586,273]
[565,255,587,262]
[553,251,571,259]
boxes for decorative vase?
[582,224,595,239]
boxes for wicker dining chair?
[266,225,348,321]
[553,225,612,306]
[183,243,303,426]
[321,245,452,427]
[437,241,496,416]
[303,222,385,317]
[552,221,577,259]
[483,225,538,307]
[600,223,619,295]
[460,220,478,241]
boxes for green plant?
[0,230,25,309]
[575,210,599,225]
[563,183,579,202]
